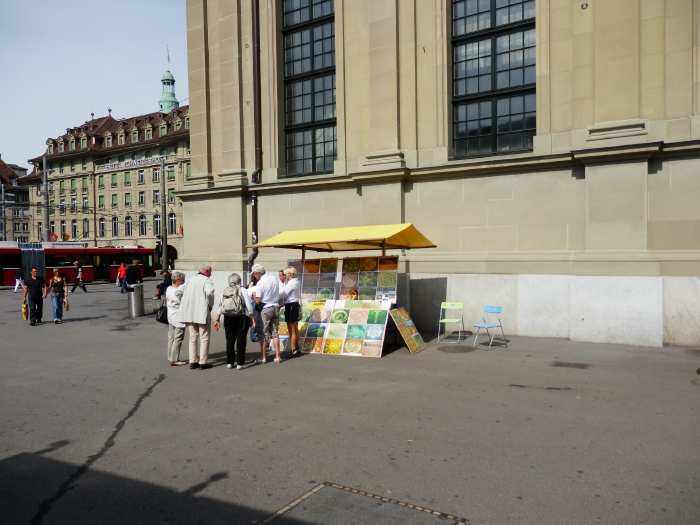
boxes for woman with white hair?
[282,266,301,357]
[213,273,254,369]
[166,271,188,366]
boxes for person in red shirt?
[117,262,128,294]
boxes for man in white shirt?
[179,265,215,369]
[251,263,281,363]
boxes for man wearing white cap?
[251,263,282,364]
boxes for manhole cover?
[436,345,476,354]
[551,361,591,369]
[265,482,467,524]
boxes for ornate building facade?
[0,156,30,243]
[28,71,190,260]
[179,0,700,347]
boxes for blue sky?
[0,0,188,170]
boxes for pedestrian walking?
[45,271,68,324]
[281,266,301,357]
[117,262,128,294]
[213,273,254,370]
[70,261,88,293]
[251,264,282,364]
[165,271,188,366]
[179,265,215,370]
[13,268,24,293]
[22,267,47,326]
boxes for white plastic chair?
[473,305,507,349]
[437,302,465,343]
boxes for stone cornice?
[175,137,700,199]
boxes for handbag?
[21,301,28,321]
[155,304,169,324]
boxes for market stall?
[251,223,436,358]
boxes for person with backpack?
[213,273,254,369]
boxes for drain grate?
[264,481,468,524]
[551,361,591,369]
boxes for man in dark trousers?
[70,261,88,293]
[23,267,47,326]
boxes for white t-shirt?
[283,277,300,304]
[255,273,280,310]
[165,285,185,328]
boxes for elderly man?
[251,263,282,364]
[179,265,215,370]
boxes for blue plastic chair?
[473,305,507,349]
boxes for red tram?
[0,243,155,286]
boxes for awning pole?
[381,240,386,256]
[301,247,306,268]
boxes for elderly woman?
[165,271,188,366]
[281,266,301,357]
[213,273,254,369]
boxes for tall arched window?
[98,218,105,238]
[139,214,147,236]
[112,216,119,237]
[153,214,161,237]
[71,219,77,238]
[125,216,133,236]
[82,218,89,237]
[167,212,177,235]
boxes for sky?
[0,0,188,170]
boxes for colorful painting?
[342,258,361,272]
[365,324,385,340]
[302,274,320,288]
[320,258,338,273]
[317,287,335,300]
[346,324,367,339]
[377,271,397,288]
[347,308,369,324]
[358,287,377,300]
[303,337,324,353]
[359,272,378,288]
[303,259,321,273]
[342,339,363,354]
[298,322,308,337]
[341,272,359,287]
[366,309,388,325]
[330,309,350,324]
[359,257,378,271]
[319,272,337,286]
[327,323,347,339]
[289,257,398,359]
[378,256,399,271]
[323,339,343,354]
[389,307,426,353]
[361,341,383,358]
[306,323,327,338]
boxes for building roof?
[29,105,189,163]
[0,158,15,185]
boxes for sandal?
[274,357,281,364]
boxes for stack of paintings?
[283,256,400,358]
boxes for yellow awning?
[251,223,436,252]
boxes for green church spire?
[159,69,179,113]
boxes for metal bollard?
[127,283,145,318]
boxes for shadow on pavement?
[0,448,310,525]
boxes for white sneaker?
[236,365,243,370]
[226,364,233,369]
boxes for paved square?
[0,281,699,524]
